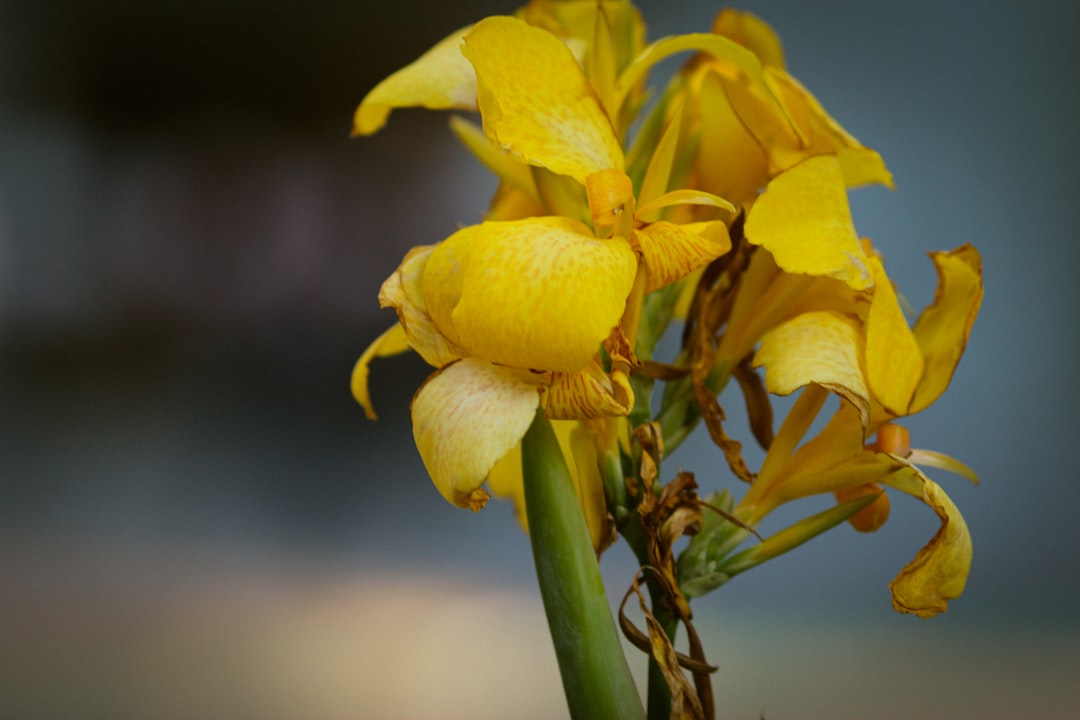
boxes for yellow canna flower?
[355,14,734,513]
[741,241,982,617]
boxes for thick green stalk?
[522,412,646,720]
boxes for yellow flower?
[355,15,733,512]
[740,242,982,617]
[678,9,892,207]
[713,155,874,373]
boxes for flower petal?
[744,155,873,290]
[546,361,633,419]
[378,246,465,368]
[353,25,477,136]
[865,255,924,416]
[692,69,770,206]
[762,69,894,189]
[462,16,623,183]
[881,461,973,618]
[351,323,411,419]
[753,310,870,425]
[909,244,984,413]
[411,359,541,510]
[635,220,732,294]
[424,217,638,372]
[711,8,786,68]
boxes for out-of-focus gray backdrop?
[2,1,1078,718]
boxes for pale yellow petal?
[462,16,623,183]
[411,359,541,510]
[882,462,973,618]
[907,449,980,485]
[424,217,637,372]
[753,310,870,426]
[378,246,464,368]
[635,220,731,294]
[865,255,924,416]
[351,323,411,420]
[353,26,477,136]
[744,155,873,290]
[910,244,984,413]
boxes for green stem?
[522,412,646,720]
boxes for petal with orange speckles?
[411,358,541,510]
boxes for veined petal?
[865,255,924,416]
[462,16,623,183]
[546,361,633,419]
[635,220,731,294]
[351,323,411,420]
[745,156,873,290]
[411,359,541,510]
[379,246,465,368]
[910,244,984,413]
[353,25,477,136]
[881,461,973,618]
[754,311,871,426]
[424,217,638,372]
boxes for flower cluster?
[353,0,982,624]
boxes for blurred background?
[2,1,1078,718]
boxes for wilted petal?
[635,220,731,294]
[412,359,541,510]
[546,361,633,419]
[910,244,984,413]
[865,255,924,416]
[353,25,477,136]
[351,323,411,419]
[754,311,871,425]
[744,156,873,290]
[424,217,638,372]
[462,16,623,183]
[379,246,465,368]
[881,461,973,618]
